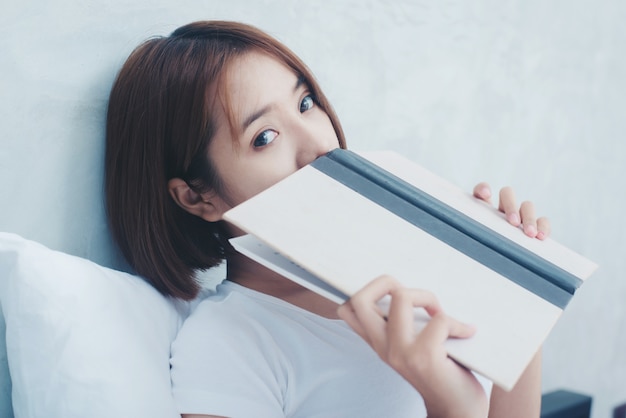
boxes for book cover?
[224,149,597,390]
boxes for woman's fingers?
[339,276,487,417]
[498,186,521,226]
[385,288,441,351]
[339,276,476,366]
[338,275,400,355]
[474,183,552,240]
[472,182,492,204]
[416,312,476,349]
[519,200,538,238]
[509,198,551,240]
[536,216,551,240]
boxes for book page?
[224,151,596,389]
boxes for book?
[223,149,597,390]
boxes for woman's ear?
[167,178,228,222]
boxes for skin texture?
[168,51,341,318]
[173,52,548,418]
[169,51,340,219]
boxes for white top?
[170,281,492,418]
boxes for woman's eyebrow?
[240,76,307,132]
[294,75,306,91]
[241,104,272,132]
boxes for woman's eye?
[300,95,315,113]
[253,129,278,147]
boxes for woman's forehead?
[224,51,299,96]
[215,51,302,130]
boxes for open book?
[223,149,597,390]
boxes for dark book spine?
[311,149,582,309]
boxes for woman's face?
[208,51,340,212]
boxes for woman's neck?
[225,249,340,319]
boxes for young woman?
[105,21,548,417]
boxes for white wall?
[1,0,624,416]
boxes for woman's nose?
[296,138,332,168]
[294,126,338,168]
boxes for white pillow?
[0,232,187,418]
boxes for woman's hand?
[338,184,547,417]
[472,183,551,240]
[337,275,488,418]
[473,182,545,417]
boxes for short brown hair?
[105,21,346,300]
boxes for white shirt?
[171,280,491,417]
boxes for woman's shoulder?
[188,280,337,325]
[178,281,262,331]
[174,280,300,342]
[172,280,352,354]
[170,280,298,388]
[187,280,290,318]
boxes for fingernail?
[507,213,520,225]
[536,231,545,240]
[525,224,537,237]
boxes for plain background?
[0,0,624,416]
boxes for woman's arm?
[488,350,542,418]
[479,183,545,416]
